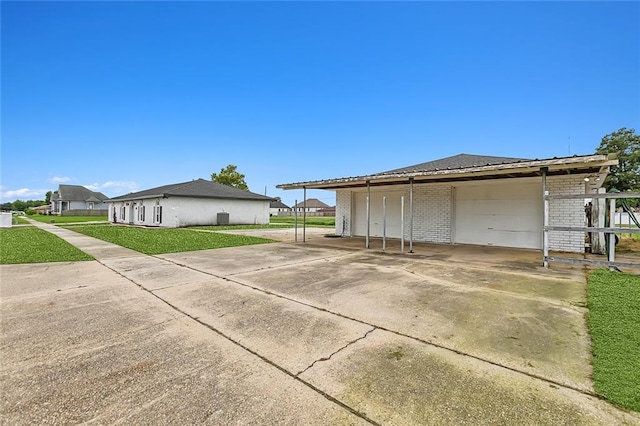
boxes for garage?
[278,152,616,254]
[454,179,543,249]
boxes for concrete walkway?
[2,221,639,425]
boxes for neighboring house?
[317,206,336,216]
[292,198,330,212]
[32,205,51,215]
[51,185,109,215]
[278,153,617,253]
[270,200,291,216]
[107,179,272,228]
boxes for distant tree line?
[0,199,46,212]
[1,191,51,212]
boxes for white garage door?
[454,181,543,249]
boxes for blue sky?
[2,1,639,207]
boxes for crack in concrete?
[151,254,599,398]
[296,327,377,377]
[93,258,381,426]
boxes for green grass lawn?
[270,216,335,227]
[0,227,94,264]
[192,223,292,231]
[28,214,108,224]
[12,216,30,225]
[587,269,640,412]
[192,217,336,231]
[67,225,274,255]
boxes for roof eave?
[107,193,272,202]
[277,155,618,190]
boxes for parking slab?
[299,329,638,425]
[0,262,367,425]
[4,222,639,424]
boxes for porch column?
[409,177,414,253]
[366,180,371,249]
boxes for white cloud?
[84,181,138,196]
[48,176,72,184]
[0,187,49,202]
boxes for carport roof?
[277,153,618,190]
[108,179,274,202]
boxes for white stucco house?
[278,153,617,253]
[107,179,272,228]
[51,185,109,215]
[270,200,291,216]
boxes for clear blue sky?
[2,1,639,207]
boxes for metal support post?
[409,178,414,253]
[608,198,616,269]
[543,191,549,268]
[400,196,405,253]
[541,167,548,267]
[294,199,298,243]
[303,187,307,243]
[382,196,386,252]
[366,180,371,249]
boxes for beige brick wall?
[547,175,588,253]
[403,183,452,243]
[335,190,351,236]
[336,174,588,252]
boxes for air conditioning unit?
[217,212,230,226]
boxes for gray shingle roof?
[377,153,531,175]
[270,200,290,209]
[53,185,109,202]
[292,198,330,209]
[108,179,273,202]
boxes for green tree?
[45,191,52,204]
[596,127,640,193]
[211,164,249,190]
[12,200,28,212]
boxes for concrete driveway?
[2,223,638,425]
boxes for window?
[154,204,163,224]
[138,205,145,222]
[120,206,126,220]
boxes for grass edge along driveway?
[67,224,275,255]
[0,227,94,264]
[587,269,640,413]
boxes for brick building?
[278,153,617,253]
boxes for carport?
[277,153,618,256]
